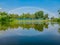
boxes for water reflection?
[0,22,60,45]
[0,22,60,33]
[0,22,49,32]
[58,28,60,33]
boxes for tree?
[0,12,13,23]
[51,16,54,20]
[9,14,18,18]
[44,14,49,19]
[58,10,60,14]
[35,11,44,19]
[30,14,35,19]
[19,13,31,19]
[58,10,60,18]
[0,12,8,16]
[24,13,31,18]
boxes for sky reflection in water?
[0,22,60,45]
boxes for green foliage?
[51,16,60,22]
[0,11,49,21]
[58,10,60,14]
[35,11,44,19]
[0,12,8,16]
[0,12,13,23]
[19,11,49,19]
[43,14,49,19]
[19,13,31,19]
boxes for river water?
[0,22,60,45]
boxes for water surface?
[0,22,60,45]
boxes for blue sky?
[0,0,60,15]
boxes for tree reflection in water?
[0,22,60,33]
[58,28,60,33]
[0,22,49,32]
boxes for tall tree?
[35,11,44,19]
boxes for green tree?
[58,10,60,14]
[0,12,8,16]
[44,14,49,19]
[0,12,13,23]
[35,11,44,19]
[58,10,60,18]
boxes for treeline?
[0,10,60,23]
[0,11,49,19]
[19,11,49,20]
[51,9,60,22]
[51,17,60,22]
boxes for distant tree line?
[0,10,60,23]
[0,11,49,23]
[19,11,49,20]
[51,9,60,22]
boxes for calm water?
[0,22,60,45]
